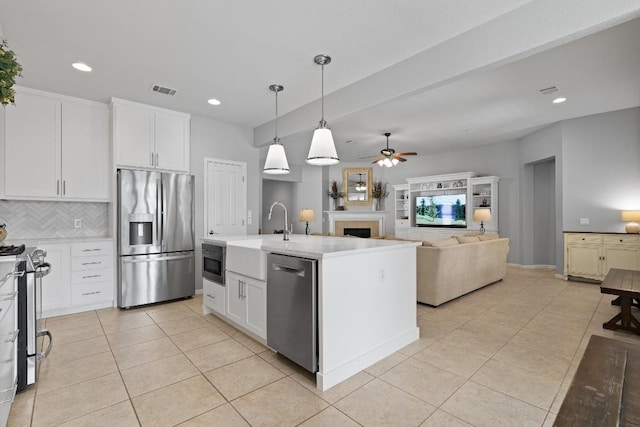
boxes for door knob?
[209,230,214,235]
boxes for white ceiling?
[1,1,639,163]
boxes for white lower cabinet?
[225,271,266,339]
[39,240,114,317]
[202,278,225,316]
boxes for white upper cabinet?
[61,99,110,200]
[3,88,109,201]
[112,98,190,173]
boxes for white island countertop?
[202,234,420,259]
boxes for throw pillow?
[455,235,480,244]
[432,238,459,247]
[422,241,434,246]
[478,233,499,241]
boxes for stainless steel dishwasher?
[267,253,318,373]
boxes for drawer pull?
[81,248,102,252]
[82,261,102,266]
[206,294,215,299]
[81,291,102,296]
[81,274,102,279]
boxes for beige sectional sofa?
[374,233,509,306]
[416,235,509,306]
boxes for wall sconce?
[299,209,316,235]
[621,210,640,233]
[473,208,492,235]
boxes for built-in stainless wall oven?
[202,243,225,285]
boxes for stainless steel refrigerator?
[117,169,195,308]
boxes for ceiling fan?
[368,133,417,167]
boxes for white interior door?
[205,158,247,236]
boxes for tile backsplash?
[0,200,109,239]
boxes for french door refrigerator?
[117,169,195,308]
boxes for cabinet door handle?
[238,280,241,299]
[56,180,60,195]
[155,153,159,166]
[81,261,102,266]
[207,294,215,299]
[151,152,154,166]
[63,180,66,195]
[82,248,102,252]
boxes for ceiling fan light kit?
[373,133,416,167]
[263,84,290,174]
[306,54,340,166]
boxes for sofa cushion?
[478,232,499,241]
[455,235,480,244]
[422,241,434,246]
[431,238,459,247]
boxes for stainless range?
[16,247,52,391]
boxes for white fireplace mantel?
[324,211,387,236]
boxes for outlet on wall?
[74,218,82,228]
[579,218,590,226]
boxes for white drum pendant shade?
[306,54,339,166]
[307,127,339,166]
[264,143,290,174]
[263,84,290,174]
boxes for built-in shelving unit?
[394,172,499,240]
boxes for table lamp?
[473,208,492,235]
[621,210,640,233]
[299,209,316,235]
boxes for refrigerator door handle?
[160,178,164,249]
[156,179,162,245]
[122,253,194,264]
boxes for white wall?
[191,114,257,290]
[533,159,556,266]
[562,107,640,231]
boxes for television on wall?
[415,194,466,227]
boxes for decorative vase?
[373,198,379,211]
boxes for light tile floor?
[9,267,640,426]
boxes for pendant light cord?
[275,89,279,141]
[321,64,325,121]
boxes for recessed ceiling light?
[72,62,92,72]
[207,98,221,106]
[552,97,567,104]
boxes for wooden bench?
[601,268,640,335]
[554,335,640,426]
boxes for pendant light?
[263,84,290,174]
[306,54,339,166]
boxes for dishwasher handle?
[272,263,306,277]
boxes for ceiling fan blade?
[395,156,408,162]
[395,152,417,156]
[371,156,385,164]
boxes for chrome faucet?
[268,201,289,241]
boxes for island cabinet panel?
[225,271,266,339]
[564,232,640,281]
[202,278,224,316]
[315,244,419,391]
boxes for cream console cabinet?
[112,98,190,173]
[2,87,109,201]
[564,233,640,281]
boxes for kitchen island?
[203,234,420,391]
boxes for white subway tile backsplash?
[0,200,109,239]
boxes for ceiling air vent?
[539,86,559,96]
[150,84,178,96]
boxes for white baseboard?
[316,327,419,391]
